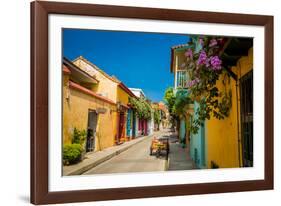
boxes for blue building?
[170,40,206,169]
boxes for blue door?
[126,109,131,137]
[132,111,136,137]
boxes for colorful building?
[63,57,117,152]
[63,55,142,155]
[116,82,137,142]
[129,88,153,136]
[170,44,202,168]
[170,37,253,169]
[206,38,253,168]
[72,56,137,144]
[152,101,170,131]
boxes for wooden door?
[240,71,253,167]
[118,112,125,143]
[86,110,98,152]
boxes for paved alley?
[83,130,169,175]
[167,132,195,170]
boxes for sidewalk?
[167,133,195,170]
[63,132,160,176]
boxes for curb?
[65,134,153,176]
[165,156,170,171]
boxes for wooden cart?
[150,137,169,160]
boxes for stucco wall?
[190,102,206,169]
[63,75,117,152]
[205,47,253,168]
[117,86,130,105]
[205,74,239,168]
[179,118,186,141]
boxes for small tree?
[173,89,192,116]
[63,128,86,165]
[153,109,161,125]
[163,87,176,115]
[163,87,177,129]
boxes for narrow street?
[83,130,170,175]
[61,31,255,176]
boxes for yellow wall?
[63,75,118,152]
[205,74,239,168]
[117,86,132,141]
[66,57,136,148]
[117,86,130,105]
[206,47,253,168]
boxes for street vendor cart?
[150,136,169,160]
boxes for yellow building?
[72,56,137,144]
[63,57,117,152]
[206,42,253,168]
[116,82,137,142]
[170,37,253,169]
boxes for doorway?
[86,110,98,152]
[117,112,125,143]
[240,70,253,167]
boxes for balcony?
[175,70,189,89]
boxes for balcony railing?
[176,70,189,89]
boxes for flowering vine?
[129,97,152,120]
[182,36,232,134]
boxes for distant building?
[152,101,170,131]
[129,88,146,98]
[128,88,154,136]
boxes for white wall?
[0,0,280,205]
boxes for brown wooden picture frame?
[31,1,274,204]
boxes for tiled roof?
[171,43,190,50]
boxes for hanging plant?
[181,36,232,134]
[129,96,152,120]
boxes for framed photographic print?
[30,0,274,204]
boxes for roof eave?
[63,57,99,84]
[118,82,137,98]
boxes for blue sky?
[63,29,189,102]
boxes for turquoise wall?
[189,37,206,168]
[190,101,206,169]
